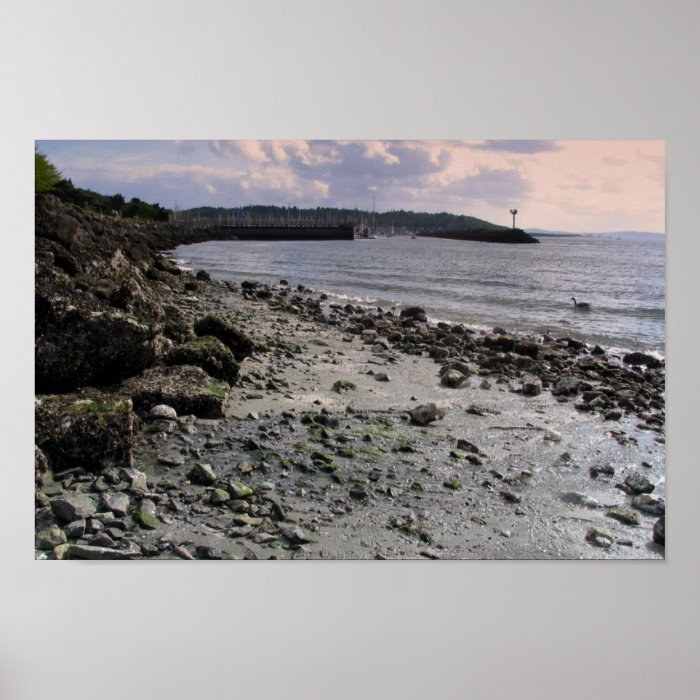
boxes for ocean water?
[171,234,665,355]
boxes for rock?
[429,346,450,361]
[36,524,67,550]
[165,336,240,384]
[443,479,462,490]
[234,513,265,527]
[157,454,184,466]
[500,490,522,504]
[237,461,254,474]
[102,493,130,517]
[632,494,665,516]
[586,527,614,548]
[552,376,581,396]
[64,543,142,560]
[195,545,223,560]
[122,365,230,419]
[543,429,562,443]
[279,525,312,545]
[35,394,135,473]
[50,494,98,522]
[35,446,52,487]
[349,486,369,500]
[193,315,255,361]
[560,492,600,509]
[514,340,540,359]
[653,516,665,545]
[134,510,159,529]
[521,375,542,396]
[590,464,615,479]
[64,519,86,539]
[210,488,230,505]
[400,306,427,322]
[374,373,390,382]
[187,462,217,485]
[148,404,178,420]
[441,369,467,388]
[35,288,157,393]
[456,439,480,454]
[624,472,655,494]
[606,507,641,526]
[409,403,445,426]
[121,467,148,491]
[623,352,662,369]
[332,379,356,393]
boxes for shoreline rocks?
[33,195,666,560]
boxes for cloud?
[205,183,218,194]
[439,167,533,207]
[362,141,400,165]
[472,140,560,154]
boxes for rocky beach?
[34,195,666,560]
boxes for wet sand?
[129,279,665,560]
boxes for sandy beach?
[34,197,665,560]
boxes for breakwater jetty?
[419,228,540,244]
[182,222,355,242]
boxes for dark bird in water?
[571,297,591,309]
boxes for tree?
[35,151,62,193]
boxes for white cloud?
[362,141,400,165]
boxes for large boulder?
[165,336,240,384]
[121,365,230,418]
[35,393,135,473]
[193,315,255,361]
[623,352,663,369]
[35,278,157,392]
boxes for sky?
[35,140,665,233]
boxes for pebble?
[149,404,178,420]
[606,507,641,526]
[187,462,217,485]
[585,527,614,548]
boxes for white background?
[1,1,698,698]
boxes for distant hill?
[527,228,664,239]
[180,205,507,233]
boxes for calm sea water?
[171,235,665,355]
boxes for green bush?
[35,151,62,193]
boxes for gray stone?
[653,516,665,546]
[148,404,178,420]
[122,365,230,419]
[441,369,467,388]
[624,472,655,494]
[632,494,665,516]
[36,524,67,550]
[139,499,158,517]
[50,494,98,522]
[210,488,230,505]
[585,527,614,548]
[606,507,641,526]
[35,394,135,473]
[64,543,142,560]
[187,462,217,485]
[102,492,130,517]
[552,376,581,396]
[522,376,542,396]
[228,480,254,499]
[64,519,87,539]
[121,468,148,491]
[279,525,312,545]
[409,403,445,426]
[90,532,117,548]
